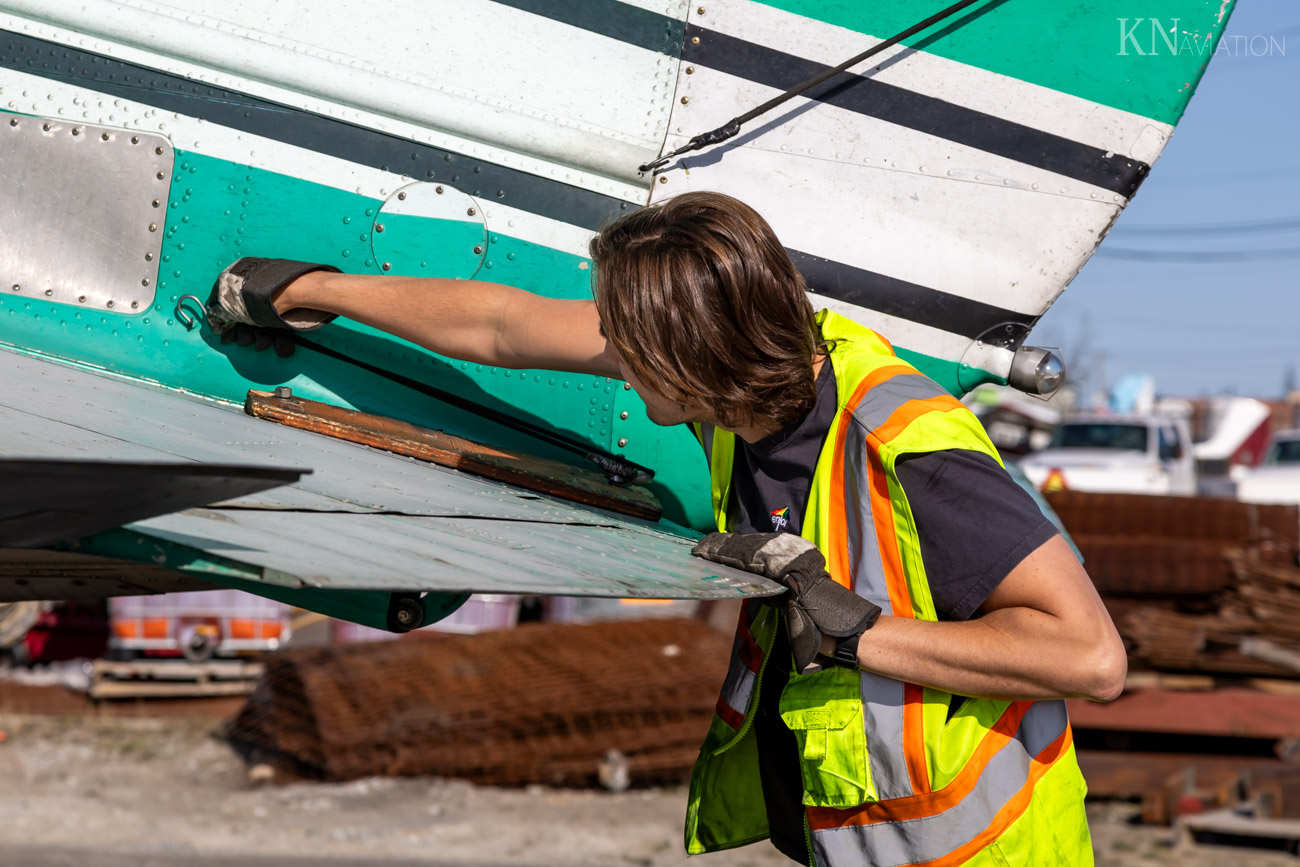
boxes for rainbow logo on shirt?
[770,506,790,533]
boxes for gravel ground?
[0,713,1293,867]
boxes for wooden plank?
[1181,806,1300,841]
[1240,638,1300,675]
[1076,750,1285,800]
[245,390,661,522]
[92,659,263,681]
[1068,688,1300,740]
[89,679,257,699]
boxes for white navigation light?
[1010,347,1066,396]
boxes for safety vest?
[685,310,1092,866]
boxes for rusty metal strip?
[245,390,661,522]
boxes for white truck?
[1019,414,1196,496]
[1237,430,1300,505]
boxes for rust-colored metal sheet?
[226,617,733,786]
[1045,491,1299,552]
[1070,534,1234,597]
[245,389,661,522]
[1067,687,1300,741]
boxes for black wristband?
[831,633,861,668]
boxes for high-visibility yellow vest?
[685,310,1092,866]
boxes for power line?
[1119,215,1300,238]
[1096,246,1300,263]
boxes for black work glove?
[692,532,881,671]
[207,258,343,355]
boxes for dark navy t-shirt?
[725,361,1057,864]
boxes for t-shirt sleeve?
[894,449,1058,622]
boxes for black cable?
[639,0,985,173]
[284,331,655,487]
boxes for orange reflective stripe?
[908,726,1074,867]
[865,448,912,617]
[807,702,1033,830]
[903,682,931,794]
[869,394,966,447]
[827,363,915,589]
[716,695,746,730]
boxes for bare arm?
[273,271,622,377]
[841,535,1126,702]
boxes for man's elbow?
[1080,634,1127,703]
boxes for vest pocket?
[778,666,875,808]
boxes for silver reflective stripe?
[719,663,757,722]
[859,671,911,799]
[811,701,1070,867]
[841,422,913,800]
[718,601,765,723]
[840,420,891,612]
[851,374,950,432]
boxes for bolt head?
[697,5,706,13]
[473,244,484,255]
[467,207,476,216]
[101,133,110,141]
[691,35,700,44]
[619,411,629,420]
[375,223,385,233]
[686,66,695,74]
[397,191,407,200]
[617,438,629,448]
[435,185,444,194]
[155,146,163,155]
[130,136,139,144]
[381,262,391,271]
[658,176,668,184]
[148,223,157,232]
[274,386,293,399]
[680,96,690,105]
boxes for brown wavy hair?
[590,191,823,431]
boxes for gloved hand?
[207,258,342,356]
[692,532,881,671]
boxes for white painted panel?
[0,66,596,259]
[3,0,681,186]
[659,64,1123,315]
[696,0,1173,161]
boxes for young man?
[210,191,1124,866]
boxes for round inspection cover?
[370,183,487,279]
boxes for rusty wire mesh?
[226,617,732,787]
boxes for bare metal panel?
[0,350,619,524]
[0,114,171,312]
[0,548,219,601]
[0,349,780,599]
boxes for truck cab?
[1019,414,1196,496]
[1237,430,1300,504]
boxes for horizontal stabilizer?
[0,459,307,548]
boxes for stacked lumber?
[1043,492,1300,677]
[226,617,731,786]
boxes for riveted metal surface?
[0,115,171,312]
[370,182,486,279]
[0,348,779,599]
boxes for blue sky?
[1031,0,1298,399]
